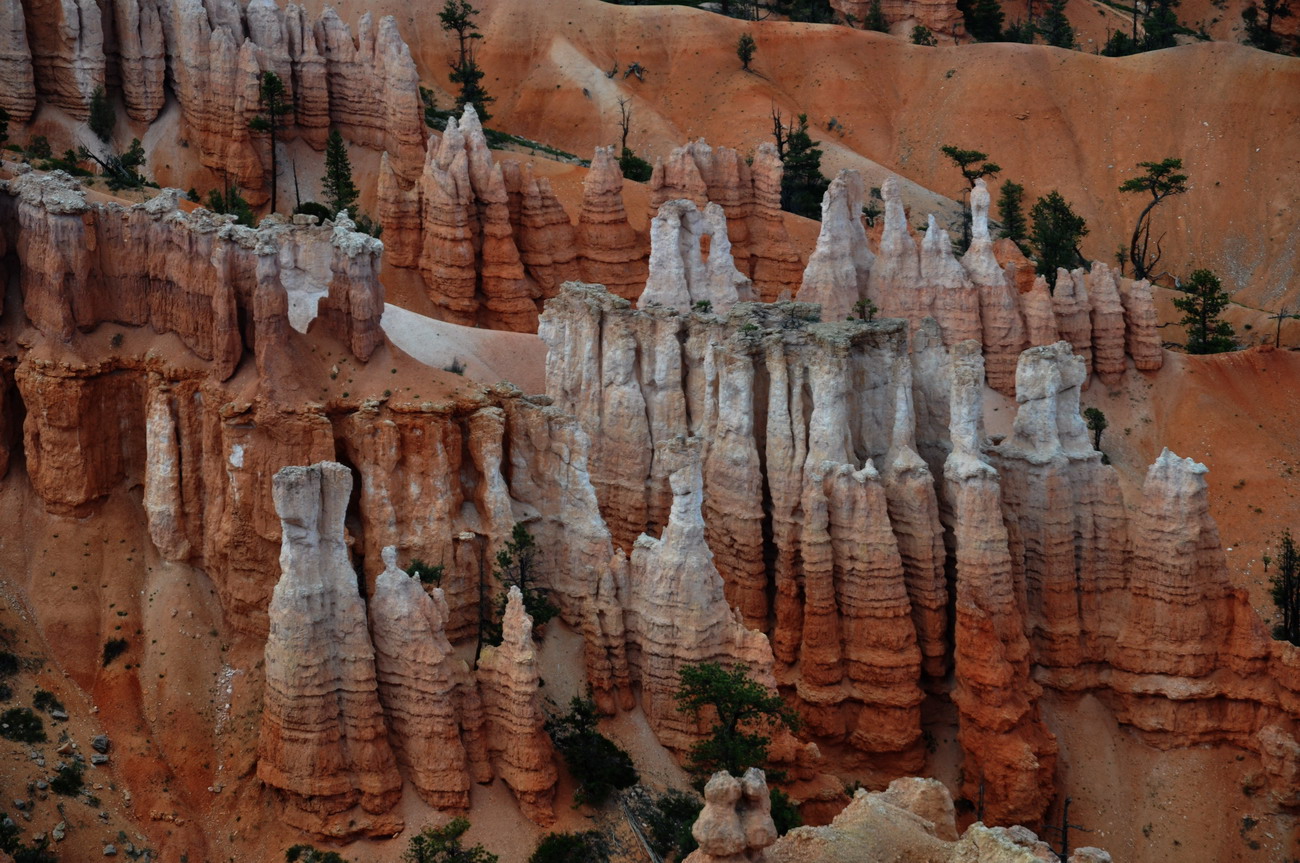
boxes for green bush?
[293,202,334,223]
[645,789,701,861]
[0,651,18,678]
[619,147,653,183]
[0,708,46,743]
[528,831,607,863]
[769,787,801,835]
[50,760,83,796]
[403,816,497,863]
[545,696,638,806]
[102,639,128,667]
[286,845,350,863]
[406,559,446,586]
[32,689,63,715]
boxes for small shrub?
[0,708,46,743]
[0,651,18,678]
[444,357,466,375]
[402,816,497,863]
[0,684,11,702]
[89,86,116,142]
[32,690,64,715]
[102,638,128,667]
[406,559,445,586]
[293,201,334,223]
[911,24,938,45]
[26,136,52,160]
[528,831,608,863]
[286,845,350,863]
[546,695,638,806]
[619,147,653,183]
[769,787,801,835]
[644,789,701,861]
[50,760,84,796]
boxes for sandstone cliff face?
[257,462,403,838]
[828,0,964,36]
[0,1,36,123]
[477,586,559,826]
[685,769,779,863]
[4,174,383,383]
[797,169,873,323]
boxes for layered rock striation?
[257,462,403,838]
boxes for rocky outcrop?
[544,284,933,763]
[962,180,1025,397]
[0,1,36,123]
[625,437,777,752]
[924,216,982,346]
[3,174,383,383]
[1020,277,1060,347]
[368,547,489,811]
[945,342,1057,826]
[503,160,581,301]
[748,144,805,302]
[640,199,753,313]
[1118,277,1163,371]
[109,0,167,121]
[685,769,778,863]
[577,146,648,300]
[257,462,403,838]
[477,586,559,826]
[1051,268,1094,378]
[828,0,964,36]
[797,169,873,323]
[1087,263,1127,385]
[866,178,921,325]
[21,0,104,117]
[766,780,1111,863]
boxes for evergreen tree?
[996,180,1028,244]
[320,129,359,216]
[1118,156,1188,281]
[774,113,829,221]
[1002,18,1036,41]
[1142,0,1182,49]
[737,32,757,70]
[1029,190,1088,289]
[440,0,495,120]
[1174,269,1236,354]
[403,818,497,863]
[206,180,256,227]
[249,71,293,213]
[1038,0,1076,47]
[88,86,116,142]
[911,24,939,44]
[940,144,1001,248]
[1270,530,1300,646]
[962,0,1006,41]
[0,107,8,150]
[864,0,890,31]
[675,662,801,780]
[1242,0,1293,53]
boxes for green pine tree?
[440,0,495,121]
[249,71,293,213]
[321,129,359,216]
[88,86,116,142]
[864,0,890,31]
[1174,269,1236,354]
[773,112,830,220]
[1039,0,1076,47]
[1029,190,1088,289]
[996,180,1028,244]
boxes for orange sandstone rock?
[577,146,648,301]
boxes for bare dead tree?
[617,96,633,152]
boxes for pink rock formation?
[828,0,964,35]
[1051,268,1093,377]
[797,169,873,323]
[640,199,753,312]
[685,769,778,863]
[867,178,921,324]
[923,215,981,345]
[108,0,167,121]
[1118,277,1163,371]
[257,462,403,838]
[418,116,480,325]
[748,143,805,302]
[1087,263,1127,385]
[506,161,582,302]
[479,164,534,331]
[962,179,1025,397]
[944,342,1057,826]
[369,547,489,811]
[625,437,777,753]
[21,0,104,117]
[577,146,648,301]
[1020,277,1060,347]
[0,1,36,122]
[476,586,559,826]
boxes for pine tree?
[0,107,9,150]
[864,0,890,31]
[737,32,757,70]
[249,71,293,213]
[1029,190,1088,289]
[941,145,1001,248]
[964,0,1006,41]
[774,113,830,221]
[1174,269,1236,354]
[321,129,359,216]
[1039,0,1076,47]
[1270,530,1300,646]
[996,180,1028,244]
[88,86,116,142]
[440,0,495,120]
